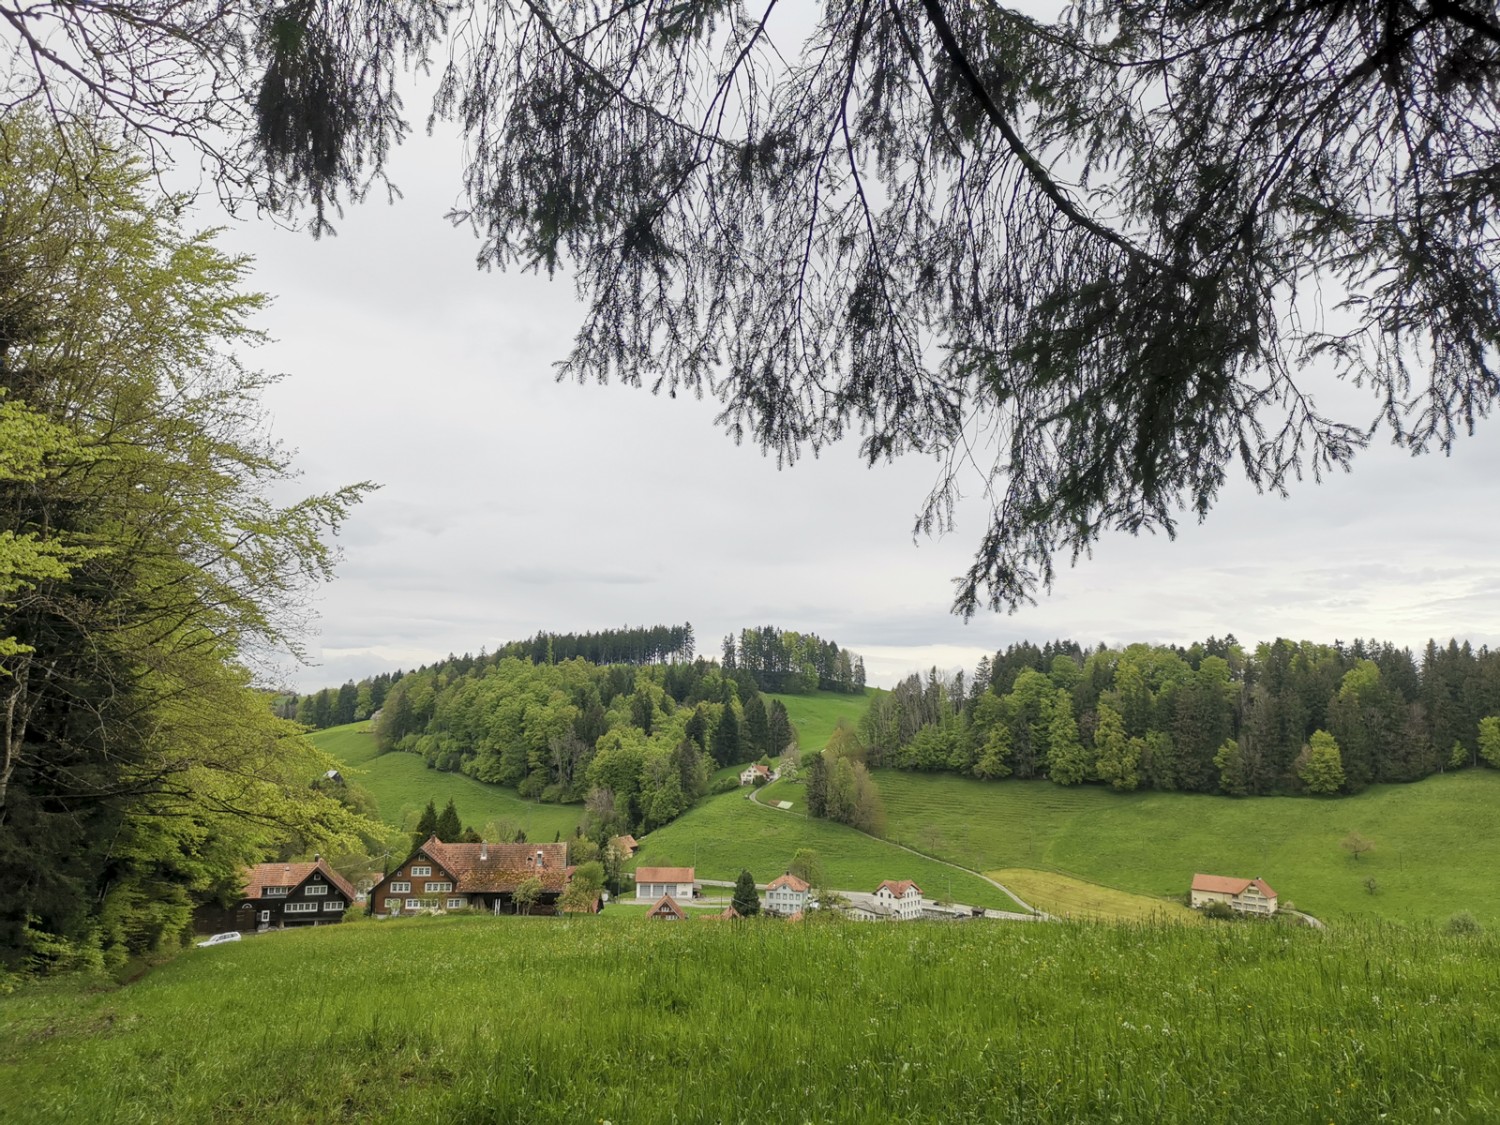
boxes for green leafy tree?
[1299,731,1347,795]
[1480,716,1500,769]
[1213,739,1249,797]
[560,861,605,914]
[731,869,761,917]
[1092,704,1138,792]
[0,113,373,969]
[1045,707,1090,786]
[512,875,543,916]
[1341,832,1375,862]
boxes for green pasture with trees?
[765,689,876,752]
[2,915,1497,1123]
[308,724,582,846]
[877,769,1500,925]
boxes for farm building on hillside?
[196,856,357,933]
[765,873,811,916]
[873,880,924,921]
[739,763,776,785]
[647,894,687,921]
[371,838,584,917]
[635,866,695,901]
[1190,874,1278,915]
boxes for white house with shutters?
[635,866,695,901]
[873,879,924,921]
[765,873,811,916]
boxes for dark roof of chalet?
[648,894,687,920]
[419,838,573,894]
[243,858,357,902]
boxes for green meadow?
[3,914,1497,1124]
[876,769,1500,925]
[309,723,582,842]
[631,787,1019,910]
[766,688,875,750]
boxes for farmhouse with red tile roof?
[765,873,811,916]
[372,837,575,917]
[1190,874,1278,915]
[197,856,357,933]
[873,879,924,921]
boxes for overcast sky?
[198,109,1500,694]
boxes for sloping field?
[990,868,1201,925]
[877,769,1500,924]
[631,789,1017,910]
[3,914,1497,1124]
[309,723,582,841]
[766,688,875,750]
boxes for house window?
[263,886,288,896]
[305,884,328,895]
[258,910,270,922]
[284,902,319,913]
[447,897,466,909]
[424,881,453,893]
[406,898,422,910]
[388,881,411,894]
[324,900,345,911]
[410,865,432,877]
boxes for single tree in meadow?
[731,870,761,917]
[1341,832,1375,863]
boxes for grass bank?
[2,914,1496,1123]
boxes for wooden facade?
[196,857,357,933]
[371,837,576,917]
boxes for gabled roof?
[742,763,771,776]
[612,835,639,855]
[767,873,810,893]
[648,894,687,920]
[396,838,572,894]
[716,905,742,919]
[243,858,357,902]
[1192,873,1277,898]
[877,879,921,897]
[636,865,695,884]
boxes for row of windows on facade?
[391,897,467,910]
[385,880,452,894]
[280,901,347,913]
[263,884,332,896]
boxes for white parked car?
[196,931,242,948]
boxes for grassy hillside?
[631,788,1018,910]
[876,769,1500,924]
[766,688,875,750]
[3,914,1497,1123]
[310,723,582,842]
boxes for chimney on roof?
[536,849,545,869]
[314,853,321,863]
[480,843,488,861]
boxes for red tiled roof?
[613,835,639,854]
[767,873,810,893]
[243,858,357,902]
[715,905,741,919]
[787,910,805,923]
[648,894,687,920]
[413,839,572,894]
[877,879,921,897]
[635,866,695,884]
[1192,873,1278,898]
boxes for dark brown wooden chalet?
[197,856,357,933]
[372,837,576,916]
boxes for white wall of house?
[766,886,808,914]
[636,881,694,901]
[875,885,924,920]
